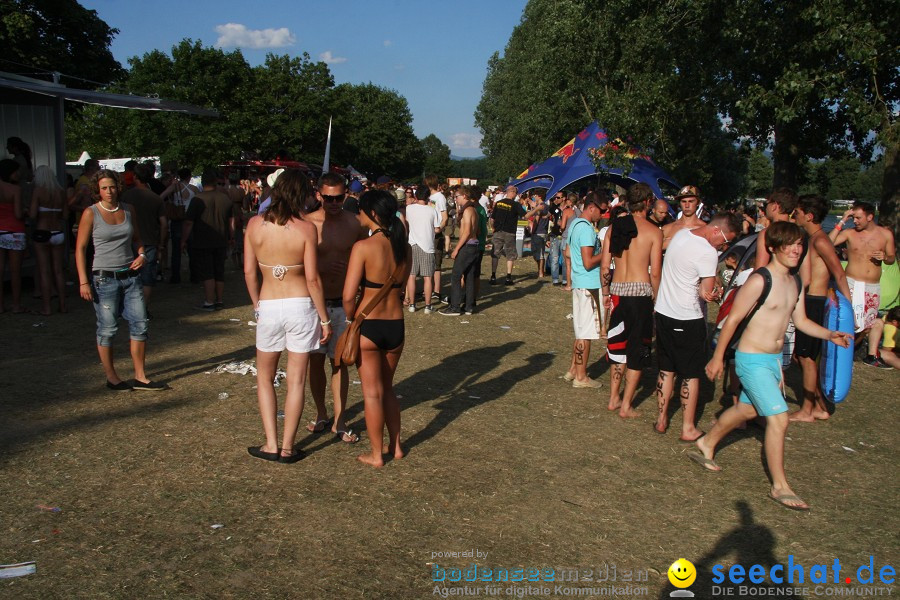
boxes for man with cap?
[343,179,364,214]
[662,185,704,250]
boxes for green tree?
[330,83,423,178]
[745,150,774,198]
[0,0,122,87]
[475,0,746,203]
[246,53,334,163]
[420,134,452,178]
[450,157,492,182]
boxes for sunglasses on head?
[321,193,345,204]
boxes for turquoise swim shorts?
[735,351,788,417]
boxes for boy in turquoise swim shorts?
[693,222,853,511]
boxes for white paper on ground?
[0,562,36,579]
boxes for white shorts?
[312,304,349,359]
[572,288,601,340]
[256,297,321,353]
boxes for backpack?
[725,267,801,352]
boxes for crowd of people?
[2,136,897,484]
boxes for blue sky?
[79,0,528,158]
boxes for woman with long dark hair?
[343,190,411,467]
[244,169,331,463]
[6,137,33,183]
[30,165,69,314]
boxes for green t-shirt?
[475,203,488,251]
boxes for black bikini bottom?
[359,319,405,351]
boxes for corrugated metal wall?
[0,90,58,175]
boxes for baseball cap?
[348,180,364,193]
[267,168,284,188]
[376,175,391,185]
[675,185,700,200]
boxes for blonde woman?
[30,165,69,314]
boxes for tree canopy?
[0,0,122,87]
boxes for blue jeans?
[92,273,148,346]
[139,246,158,287]
[548,236,562,282]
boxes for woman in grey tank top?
[75,170,164,392]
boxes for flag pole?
[323,116,333,173]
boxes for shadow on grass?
[657,500,800,600]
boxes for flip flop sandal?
[335,429,359,444]
[306,418,333,433]
[278,448,306,464]
[768,492,810,511]
[687,450,721,473]
[247,446,280,462]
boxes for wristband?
[321,318,332,326]
[80,282,90,287]
[139,252,146,258]
[834,223,842,232]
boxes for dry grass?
[1,255,897,599]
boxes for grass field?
[1,255,897,599]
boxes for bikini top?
[362,277,402,289]
[258,262,303,280]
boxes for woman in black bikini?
[344,190,411,467]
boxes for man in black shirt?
[490,185,526,285]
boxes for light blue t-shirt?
[567,217,601,290]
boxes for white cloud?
[319,50,347,65]
[450,133,483,150]
[383,40,393,47]
[214,23,295,49]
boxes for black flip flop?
[278,449,306,464]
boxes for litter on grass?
[565,313,574,320]
[499,326,511,330]
[842,446,856,452]
[36,505,60,513]
[277,410,284,419]
[248,321,257,327]
[210,524,225,529]
[215,360,285,385]
[217,393,229,400]
[229,318,241,322]
[32,322,45,328]
[0,562,36,579]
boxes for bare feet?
[654,416,669,434]
[788,410,816,423]
[357,453,384,468]
[386,441,406,460]
[618,407,640,419]
[812,409,830,420]
[607,398,622,411]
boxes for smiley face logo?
[667,558,696,588]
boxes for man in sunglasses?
[305,173,368,443]
[653,212,742,440]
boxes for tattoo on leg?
[574,341,585,365]
[656,372,668,411]
[679,378,690,407]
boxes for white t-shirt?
[430,191,448,217]
[478,195,489,211]
[406,203,441,253]
[655,228,717,320]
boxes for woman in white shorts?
[0,159,26,313]
[244,170,332,463]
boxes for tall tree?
[420,134,452,178]
[0,0,122,87]
[330,83,423,178]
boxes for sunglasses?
[321,193,345,204]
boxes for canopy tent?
[512,177,552,194]
[509,121,679,200]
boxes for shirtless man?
[697,222,852,511]
[602,183,662,417]
[661,185,704,250]
[790,195,853,422]
[654,212,741,439]
[829,201,896,358]
[754,188,798,269]
[305,173,367,443]
[648,199,672,228]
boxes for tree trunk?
[880,140,899,238]
[772,121,801,190]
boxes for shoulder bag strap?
[354,261,406,321]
